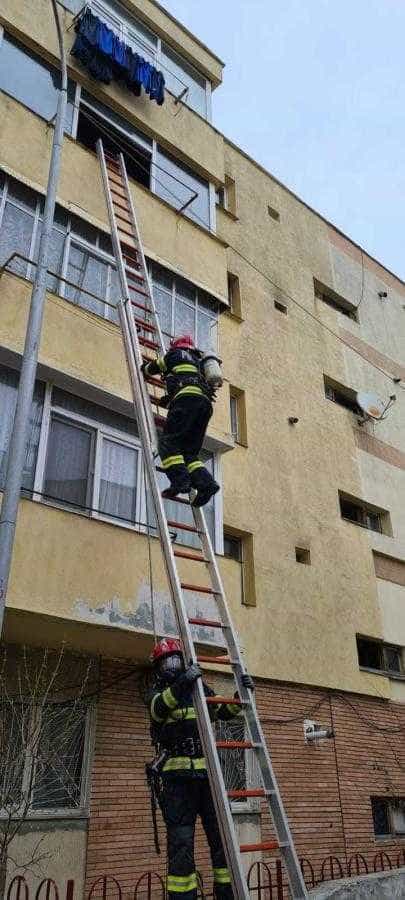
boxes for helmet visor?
[159,653,184,681]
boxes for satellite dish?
[356,392,387,420]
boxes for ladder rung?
[104,150,119,162]
[115,210,134,227]
[108,172,124,187]
[131,300,152,314]
[197,655,231,665]
[112,197,130,213]
[138,336,160,350]
[125,268,144,281]
[216,741,254,750]
[110,186,127,201]
[240,841,279,854]
[134,318,156,332]
[129,287,151,299]
[180,582,214,594]
[118,225,136,241]
[106,161,120,172]
[228,789,266,799]
[174,550,205,562]
[162,493,190,505]
[167,519,200,534]
[188,616,223,627]
[149,395,163,407]
[146,375,164,388]
[206,696,242,706]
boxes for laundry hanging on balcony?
[71,7,165,105]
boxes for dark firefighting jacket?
[144,348,213,405]
[149,676,242,779]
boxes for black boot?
[190,467,220,508]
[162,464,192,499]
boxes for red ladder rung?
[197,655,231,665]
[134,318,156,332]
[115,211,134,227]
[131,300,152,314]
[154,414,166,427]
[174,550,205,562]
[167,519,200,534]
[106,161,120,173]
[112,198,130,213]
[206,696,242,705]
[240,841,279,854]
[216,741,254,750]
[180,582,214,594]
[188,616,223,628]
[228,789,265,799]
[149,395,163,407]
[138,336,160,350]
[129,287,150,298]
[146,375,164,388]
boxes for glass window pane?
[197,310,217,351]
[51,388,138,436]
[33,224,66,292]
[161,44,206,117]
[0,702,28,810]
[44,417,94,508]
[151,263,173,292]
[99,439,138,524]
[108,266,121,324]
[155,149,210,229]
[0,35,75,132]
[0,365,44,491]
[0,201,35,277]
[174,299,195,341]
[372,798,390,836]
[65,244,107,317]
[32,702,87,810]
[152,285,172,346]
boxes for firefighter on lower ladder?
[141,335,221,507]
[147,638,254,900]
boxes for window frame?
[371,796,405,839]
[87,0,212,121]
[31,381,222,549]
[339,492,390,536]
[357,636,403,677]
[0,700,95,821]
[314,278,359,321]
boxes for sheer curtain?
[44,418,93,508]
[0,366,44,491]
[99,439,138,523]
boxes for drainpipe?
[0,0,67,634]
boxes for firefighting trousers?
[159,395,215,484]
[160,778,234,899]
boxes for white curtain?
[44,418,93,507]
[99,439,138,523]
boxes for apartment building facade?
[0,0,404,894]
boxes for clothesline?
[71,6,165,105]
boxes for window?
[0,33,76,133]
[161,44,208,117]
[295,547,311,565]
[229,387,247,446]
[223,527,256,607]
[155,147,211,229]
[90,0,211,119]
[372,798,405,838]
[268,205,280,222]
[75,92,212,229]
[324,376,359,414]
[0,647,93,817]
[216,713,259,811]
[0,365,44,491]
[357,637,402,675]
[77,92,152,188]
[314,279,358,321]
[39,388,141,526]
[151,262,218,350]
[227,273,242,318]
[216,176,237,217]
[339,493,390,535]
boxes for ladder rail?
[96,139,308,900]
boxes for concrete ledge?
[310,866,405,898]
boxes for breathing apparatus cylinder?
[201,353,223,389]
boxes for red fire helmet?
[170,334,195,350]
[150,638,182,664]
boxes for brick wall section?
[85,665,405,896]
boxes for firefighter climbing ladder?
[96,139,308,900]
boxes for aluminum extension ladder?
[96,138,308,900]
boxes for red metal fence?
[6,849,405,900]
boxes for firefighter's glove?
[182,663,203,685]
[140,361,149,376]
[241,673,255,692]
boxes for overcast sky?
[162,0,405,280]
